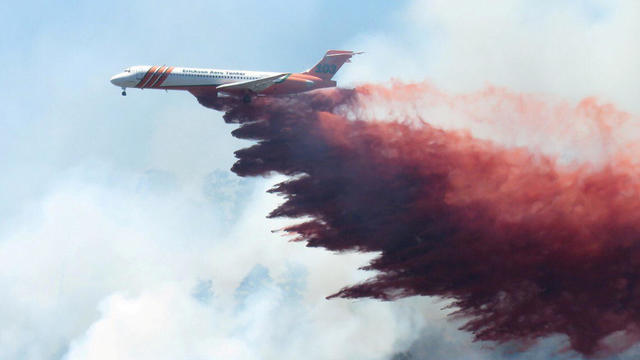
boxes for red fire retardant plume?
[198,85,640,357]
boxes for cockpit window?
[123,68,131,73]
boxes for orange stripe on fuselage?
[152,66,174,88]
[262,73,334,95]
[136,66,158,88]
[142,66,166,89]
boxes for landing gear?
[121,88,127,96]
[242,93,252,103]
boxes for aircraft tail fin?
[303,50,363,80]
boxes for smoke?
[6,166,418,360]
[341,0,640,114]
[200,84,640,357]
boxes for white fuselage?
[110,65,280,90]
[109,50,362,99]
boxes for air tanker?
[110,50,361,103]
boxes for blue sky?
[1,1,639,359]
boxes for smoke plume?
[199,84,640,357]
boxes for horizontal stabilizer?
[325,51,364,57]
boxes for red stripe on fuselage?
[142,66,166,88]
[152,66,174,88]
[136,66,158,88]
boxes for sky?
[1,1,639,359]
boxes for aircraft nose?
[110,73,126,86]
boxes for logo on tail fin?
[303,50,362,80]
[315,64,338,74]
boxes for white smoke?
[341,0,640,114]
[0,164,437,360]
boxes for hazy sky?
[1,1,639,359]
[0,0,403,223]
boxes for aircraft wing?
[216,73,291,94]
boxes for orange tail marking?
[303,50,359,81]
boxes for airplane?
[110,50,362,103]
